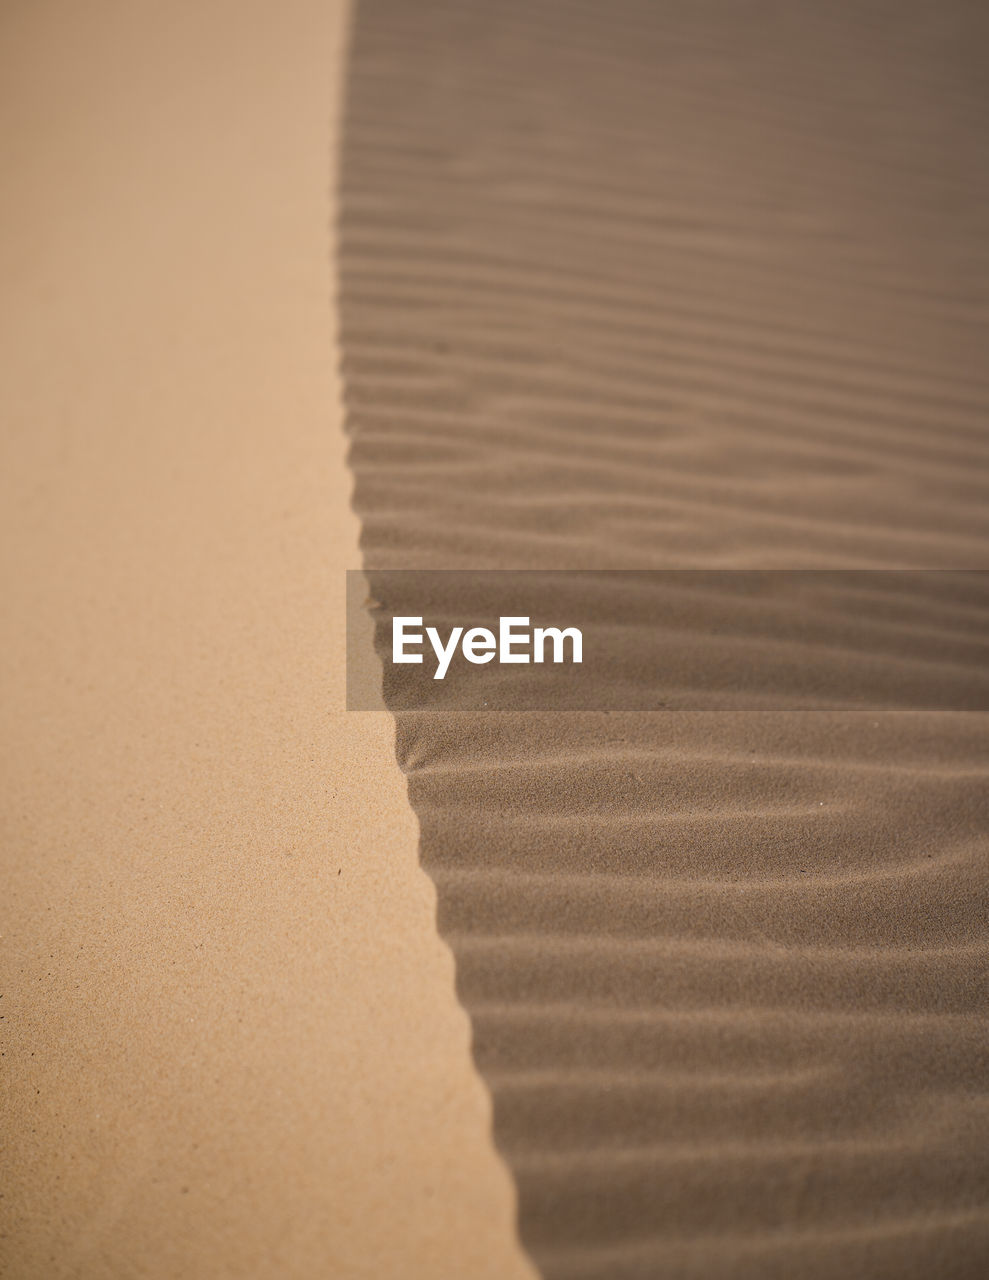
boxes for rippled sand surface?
[340,2,989,1275]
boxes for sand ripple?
[340,1,989,1275]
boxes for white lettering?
[425,625,464,680]
[391,617,583,678]
[533,626,582,664]
[499,616,530,663]
[393,617,424,663]
[463,627,497,663]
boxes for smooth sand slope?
[339,2,989,1277]
[0,3,535,1278]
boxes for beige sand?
[340,2,989,1277]
[0,3,535,1277]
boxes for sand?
[4,0,988,1276]
[0,3,534,1278]
[340,2,989,1277]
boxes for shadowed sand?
[339,2,989,1277]
[0,3,535,1278]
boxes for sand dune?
[0,3,533,1277]
[342,2,989,573]
[340,1,989,1276]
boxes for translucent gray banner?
[346,570,989,711]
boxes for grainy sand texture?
[340,2,989,1278]
[0,3,533,1278]
[4,0,988,1277]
